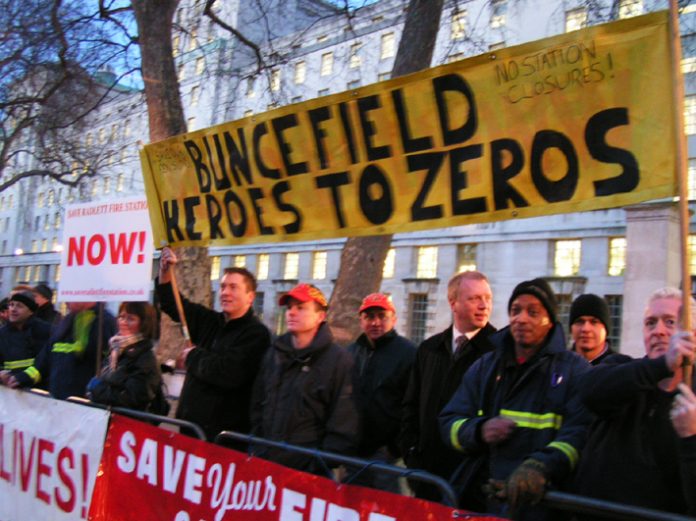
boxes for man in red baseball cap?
[251,283,358,474]
[347,293,415,492]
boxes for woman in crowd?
[87,301,165,413]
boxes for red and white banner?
[91,414,500,521]
[0,387,110,520]
[58,198,154,302]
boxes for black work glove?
[502,459,547,510]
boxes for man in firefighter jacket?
[439,278,591,520]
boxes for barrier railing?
[215,430,459,508]
[64,394,207,440]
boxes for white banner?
[57,198,154,302]
[0,387,110,521]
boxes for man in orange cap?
[251,283,358,474]
[347,293,416,492]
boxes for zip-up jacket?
[571,356,696,517]
[439,325,591,497]
[0,316,51,377]
[158,281,271,441]
[251,322,358,474]
[348,329,416,457]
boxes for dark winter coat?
[439,325,592,519]
[571,355,696,518]
[21,305,117,399]
[400,323,496,488]
[348,329,416,457]
[157,281,270,441]
[0,316,51,378]
[34,303,62,329]
[89,338,163,411]
[251,322,358,474]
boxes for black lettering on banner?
[432,74,478,146]
[585,107,639,196]
[163,200,185,242]
[248,187,274,235]
[315,172,351,228]
[223,129,252,186]
[272,181,302,234]
[391,88,433,154]
[357,95,392,161]
[490,138,529,210]
[253,122,281,180]
[338,102,359,164]
[359,164,393,224]
[450,145,487,215]
[272,113,309,176]
[408,152,445,221]
[184,140,212,193]
[183,196,202,241]
[207,135,232,190]
[205,194,225,239]
[530,130,578,202]
[223,190,247,238]
[308,106,331,170]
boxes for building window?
[377,72,390,81]
[618,0,642,19]
[116,173,125,192]
[233,255,246,267]
[605,295,623,350]
[447,53,465,63]
[383,248,395,278]
[210,256,221,280]
[457,244,477,272]
[685,95,696,135]
[565,8,587,32]
[683,57,696,75]
[270,69,280,91]
[190,86,200,106]
[349,42,361,68]
[37,192,45,208]
[291,96,303,103]
[294,61,306,84]
[43,215,50,231]
[347,80,361,90]
[31,240,38,253]
[320,52,334,76]
[283,252,299,279]
[187,116,196,130]
[608,237,627,276]
[245,77,255,97]
[266,103,278,110]
[178,64,186,81]
[243,109,253,117]
[490,0,507,28]
[103,176,111,194]
[380,32,395,59]
[98,128,105,143]
[451,10,467,40]
[253,291,265,320]
[557,293,573,339]
[275,297,288,336]
[318,88,330,97]
[41,239,48,253]
[690,159,696,200]
[416,246,438,278]
[317,34,328,43]
[54,264,61,283]
[257,253,269,280]
[47,189,55,206]
[554,239,581,276]
[195,57,205,75]
[312,251,327,280]
[408,293,429,345]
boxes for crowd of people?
[2,249,696,520]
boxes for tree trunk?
[327,0,444,345]
[132,0,212,362]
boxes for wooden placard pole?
[669,0,693,386]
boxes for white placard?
[57,198,154,302]
[0,387,110,520]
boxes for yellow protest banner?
[141,11,676,247]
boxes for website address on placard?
[60,288,146,296]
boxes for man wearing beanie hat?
[440,278,591,519]
[569,294,629,365]
[33,284,62,327]
[251,283,358,474]
[0,291,51,389]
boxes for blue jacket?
[439,324,591,506]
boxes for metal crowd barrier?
[31,390,695,521]
[215,430,459,507]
